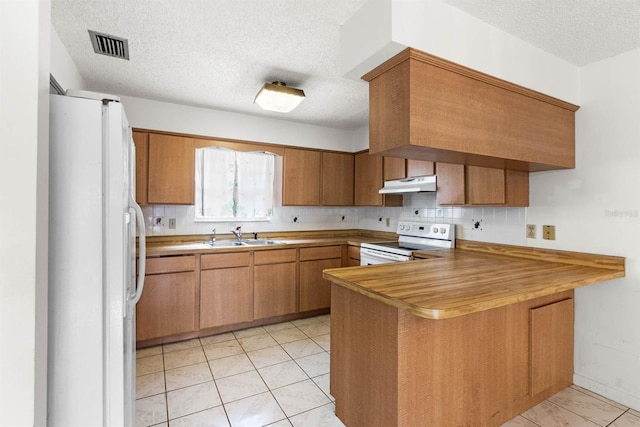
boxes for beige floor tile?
[499,415,539,426]
[271,379,331,418]
[521,400,600,426]
[316,314,331,325]
[265,419,293,427]
[295,352,330,378]
[297,322,331,338]
[209,353,255,380]
[166,381,222,420]
[165,362,213,392]
[289,403,344,427]
[312,334,330,352]
[263,321,296,334]
[137,354,165,376]
[630,409,640,417]
[233,326,267,339]
[281,338,324,359]
[237,333,278,352]
[224,391,286,427]
[268,327,308,345]
[258,360,309,389]
[164,347,207,370]
[311,373,333,402]
[570,385,629,410]
[291,317,323,327]
[137,345,163,359]
[549,387,626,425]
[168,406,230,427]
[200,332,236,346]
[610,412,640,427]
[215,370,268,404]
[203,340,244,361]
[136,393,168,427]
[246,345,292,369]
[137,371,166,399]
[163,338,202,354]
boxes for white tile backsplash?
[143,192,527,246]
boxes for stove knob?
[432,226,438,233]
[440,227,446,234]
[399,224,405,231]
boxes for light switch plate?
[526,224,536,239]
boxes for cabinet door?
[136,271,197,341]
[383,157,406,180]
[354,151,386,206]
[530,298,574,396]
[436,163,465,205]
[132,131,148,205]
[467,166,506,205]
[299,258,341,312]
[322,152,354,206]
[147,134,195,205]
[283,148,321,206]
[254,263,297,319]
[200,267,252,329]
[407,159,434,177]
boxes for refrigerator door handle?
[131,196,146,305]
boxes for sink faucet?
[210,228,216,244]
[231,226,242,242]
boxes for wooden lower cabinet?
[299,246,342,312]
[137,255,197,341]
[200,252,252,329]
[346,245,361,266]
[253,249,297,320]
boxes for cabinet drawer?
[145,255,195,274]
[300,245,342,261]
[201,252,250,270]
[347,245,360,260]
[254,248,297,265]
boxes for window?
[195,147,275,221]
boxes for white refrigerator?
[48,92,146,426]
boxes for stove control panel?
[397,221,455,240]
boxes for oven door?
[360,247,411,265]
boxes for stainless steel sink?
[203,241,248,247]
[242,239,286,245]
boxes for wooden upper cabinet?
[147,133,195,205]
[355,152,402,207]
[321,152,354,206]
[407,159,435,177]
[132,131,149,205]
[383,157,406,180]
[364,48,579,172]
[283,148,321,206]
[436,162,529,206]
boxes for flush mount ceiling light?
[254,81,305,113]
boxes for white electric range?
[360,220,456,265]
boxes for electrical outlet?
[153,217,163,227]
[385,218,390,227]
[543,225,556,240]
[340,215,347,222]
[436,209,443,217]
[526,224,536,238]
[472,219,483,230]
[168,218,176,229]
[291,216,300,224]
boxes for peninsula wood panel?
[331,284,576,427]
[147,133,195,205]
[200,267,252,329]
[321,152,354,206]
[283,148,321,206]
[136,271,197,341]
[364,48,578,172]
[132,131,149,205]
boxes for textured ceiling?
[52,0,640,131]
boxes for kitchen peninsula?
[323,241,625,427]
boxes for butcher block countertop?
[323,239,625,320]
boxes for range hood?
[379,175,436,194]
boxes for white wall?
[528,49,640,410]
[120,96,358,153]
[50,26,85,91]
[0,0,50,425]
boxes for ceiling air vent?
[88,30,129,60]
